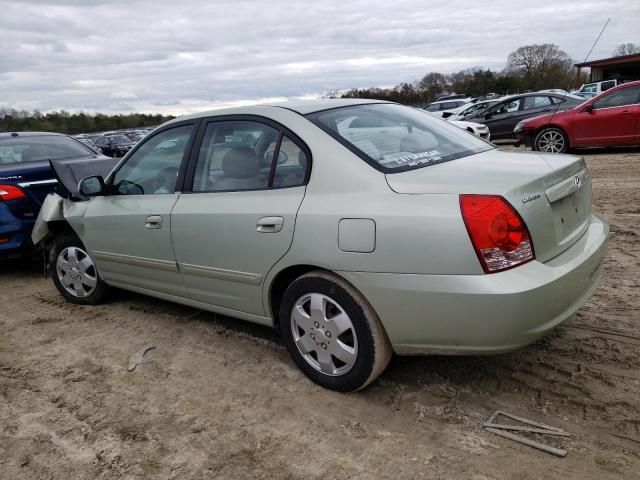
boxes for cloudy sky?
[1,0,638,115]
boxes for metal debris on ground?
[483,410,570,457]
[127,344,156,372]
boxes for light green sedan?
[33,100,609,392]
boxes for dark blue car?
[0,132,116,260]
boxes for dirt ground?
[1,149,639,479]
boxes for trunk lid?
[385,149,591,262]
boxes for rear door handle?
[256,216,284,233]
[145,215,163,229]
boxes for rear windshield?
[0,135,96,165]
[307,103,494,172]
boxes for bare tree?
[505,44,574,90]
[613,43,640,56]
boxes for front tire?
[280,271,392,392]
[51,233,108,305]
[534,127,569,154]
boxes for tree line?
[339,42,638,105]
[0,109,175,135]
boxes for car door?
[80,122,198,296]
[482,98,523,139]
[572,85,640,146]
[171,118,310,317]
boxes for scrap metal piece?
[483,424,571,437]
[127,344,156,372]
[483,410,570,457]
[484,410,565,432]
[485,427,568,457]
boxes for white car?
[448,119,491,141]
[424,111,491,141]
[424,98,476,118]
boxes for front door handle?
[257,216,284,233]
[145,215,163,229]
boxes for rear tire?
[51,233,108,305]
[280,271,392,392]
[534,127,569,154]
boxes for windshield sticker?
[391,150,443,167]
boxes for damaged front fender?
[31,193,88,246]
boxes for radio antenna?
[537,17,611,146]
[584,17,611,64]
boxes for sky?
[1,0,638,115]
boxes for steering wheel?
[153,167,179,193]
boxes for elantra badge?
[522,193,541,204]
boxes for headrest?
[221,147,260,179]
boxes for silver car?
[33,100,609,391]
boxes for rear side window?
[192,121,309,192]
[523,96,553,109]
[0,135,95,165]
[307,104,493,173]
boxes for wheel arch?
[268,264,376,332]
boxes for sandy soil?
[1,149,639,479]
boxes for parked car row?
[73,127,155,157]
[516,80,640,152]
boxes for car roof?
[0,131,65,138]
[172,99,392,124]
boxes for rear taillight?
[460,194,534,273]
[0,184,26,202]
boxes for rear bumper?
[0,202,35,258]
[340,214,609,355]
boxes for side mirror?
[581,104,593,113]
[78,175,106,197]
[484,112,493,119]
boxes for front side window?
[424,103,441,112]
[523,96,552,110]
[593,86,640,109]
[0,135,96,165]
[111,124,193,195]
[601,81,616,91]
[493,99,521,114]
[307,104,493,173]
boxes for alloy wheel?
[537,130,566,153]
[56,246,98,298]
[290,293,358,376]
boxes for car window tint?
[271,136,308,188]
[112,125,193,195]
[601,81,616,91]
[192,121,277,192]
[523,96,553,110]
[593,86,640,109]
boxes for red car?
[514,80,640,153]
